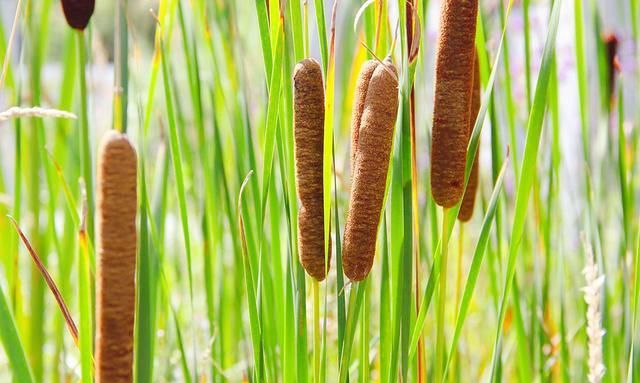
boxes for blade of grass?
[574,0,589,166]
[255,0,272,79]
[522,0,532,109]
[43,150,96,271]
[135,133,158,383]
[497,1,519,181]
[169,303,193,383]
[238,171,264,380]
[339,281,368,383]
[76,30,94,243]
[113,0,128,133]
[25,1,49,376]
[260,19,284,219]
[314,0,329,71]
[159,38,197,381]
[442,154,509,379]
[359,281,370,383]
[78,211,93,383]
[0,282,33,383]
[8,217,78,344]
[628,227,640,382]
[379,213,391,379]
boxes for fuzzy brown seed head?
[430,0,478,208]
[96,130,137,383]
[343,58,399,281]
[61,0,95,30]
[294,58,331,281]
[458,53,481,222]
[350,60,379,176]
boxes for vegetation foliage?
[0,0,639,381]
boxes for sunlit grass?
[0,0,639,381]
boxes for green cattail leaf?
[260,21,284,216]
[160,39,197,381]
[0,283,33,383]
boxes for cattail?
[603,33,619,103]
[350,60,379,175]
[294,58,331,281]
[96,130,137,383]
[61,0,95,30]
[343,58,399,281]
[430,0,478,208]
[458,53,481,222]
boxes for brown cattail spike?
[294,58,331,281]
[61,0,95,30]
[458,53,481,222]
[96,131,137,383]
[603,33,619,102]
[343,58,399,281]
[430,0,478,208]
[350,60,379,175]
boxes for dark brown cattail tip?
[343,59,399,281]
[96,130,137,383]
[61,0,95,30]
[603,33,619,99]
[294,58,331,281]
[458,53,481,222]
[430,0,478,208]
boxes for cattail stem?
[96,131,137,383]
[455,224,464,311]
[113,0,128,133]
[77,30,94,242]
[451,223,465,375]
[313,279,321,383]
[436,207,452,382]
